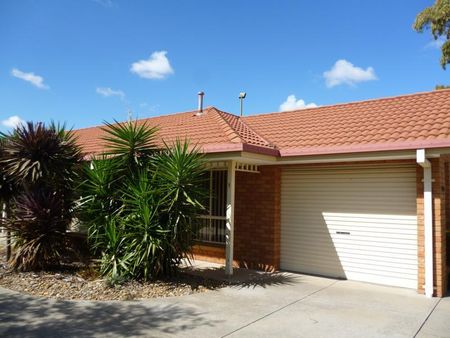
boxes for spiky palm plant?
[155,140,206,274]
[0,122,83,270]
[8,188,69,270]
[2,122,82,186]
[78,121,206,282]
[101,119,158,175]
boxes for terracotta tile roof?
[74,106,278,157]
[75,89,450,158]
[243,89,450,156]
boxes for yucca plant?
[101,119,158,175]
[78,120,206,283]
[120,168,166,279]
[77,156,122,239]
[0,122,83,270]
[155,141,207,274]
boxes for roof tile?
[75,89,450,158]
[242,89,450,156]
[74,106,277,157]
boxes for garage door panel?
[281,164,418,289]
[284,252,417,270]
[281,203,416,215]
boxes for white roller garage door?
[281,164,418,289]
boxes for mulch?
[0,249,226,301]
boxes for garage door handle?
[336,231,350,235]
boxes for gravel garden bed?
[0,251,226,301]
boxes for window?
[196,170,227,244]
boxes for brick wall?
[191,244,226,265]
[192,165,281,271]
[417,157,448,297]
[234,166,281,271]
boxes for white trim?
[235,162,259,173]
[204,161,229,170]
[416,149,434,298]
[225,160,236,275]
[205,149,446,167]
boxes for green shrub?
[77,120,206,283]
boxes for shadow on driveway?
[182,265,301,289]
[0,289,222,337]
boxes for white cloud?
[323,59,377,87]
[1,115,25,129]
[279,95,318,111]
[96,87,125,99]
[11,68,49,89]
[130,51,174,79]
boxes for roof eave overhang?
[275,145,450,165]
[278,139,450,157]
[82,140,450,166]
[201,143,279,157]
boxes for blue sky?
[0,0,448,131]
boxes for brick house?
[76,89,450,297]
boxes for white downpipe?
[225,160,236,276]
[417,149,434,298]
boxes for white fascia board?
[205,148,447,166]
[276,150,420,165]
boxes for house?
[75,89,450,298]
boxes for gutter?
[416,149,434,298]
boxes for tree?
[414,0,450,69]
[435,84,450,89]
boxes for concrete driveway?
[0,272,448,338]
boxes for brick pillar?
[417,157,448,297]
[234,166,281,271]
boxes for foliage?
[154,142,208,273]
[101,120,158,173]
[77,120,206,283]
[7,188,69,270]
[435,84,450,89]
[1,122,82,186]
[0,122,83,270]
[414,0,450,68]
[77,156,122,233]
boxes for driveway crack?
[221,280,338,337]
[413,297,441,338]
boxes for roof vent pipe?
[239,92,246,116]
[197,91,205,116]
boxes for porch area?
[192,158,281,275]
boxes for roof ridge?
[244,89,450,119]
[215,109,276,148]
[74,106,218,132]
[209,108,244,143]
[236,115,276,148]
